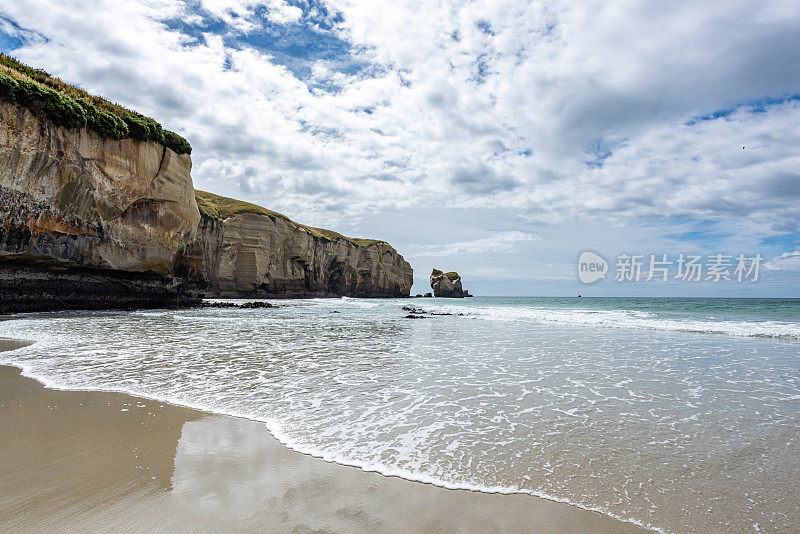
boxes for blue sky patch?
[160,0,373,89]
[476,20,494,36]
[760,231,800,248]
[686,93,800,125]
[583,138,612,168]
[0,16,44,52]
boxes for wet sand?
[0,339,647,533]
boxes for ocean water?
[2,297,799,533]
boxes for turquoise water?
[473,296,800,326]
[2,297,799,532]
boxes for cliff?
[0,55,413,311]
[430,269,470,297]
[177,191,413,298]
[0,100,201,312]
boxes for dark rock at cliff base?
[0,264,198,314]
[423,293,432,298]
[239,301,276,309]
[430,269,470,298]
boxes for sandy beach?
[0,339,646,534]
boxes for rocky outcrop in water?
[430,269,470,298]
[0,101,200,313]
[177,194,413,298]
[200,301,276,309]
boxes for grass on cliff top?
[196,189,283,221]
[0,54,191,155]
[444,271,459,280]
[195,190,385,248]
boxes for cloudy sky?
[2,0,799,296]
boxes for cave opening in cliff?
[326,260,346,295]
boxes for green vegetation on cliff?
[195,190,384,248]
[444,271,459,280]
[0,54,191,155]
[196,190,286,221]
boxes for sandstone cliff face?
[0,101,200,312]
[430,269,470,297]
[178,211,413,298]
[0,97,413,311]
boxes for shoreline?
[0,294,412,316]
[0,338,648,533]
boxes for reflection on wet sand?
[0,365,201,531]
[0,361,645,533]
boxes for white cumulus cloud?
[1,0,799,294]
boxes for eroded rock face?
[430,268,467,297]
[0,101,200,312]
[0,100,413,310]
[177,213,413,298]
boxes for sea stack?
[430,269,471,297]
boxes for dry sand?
[0,339,647,533]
